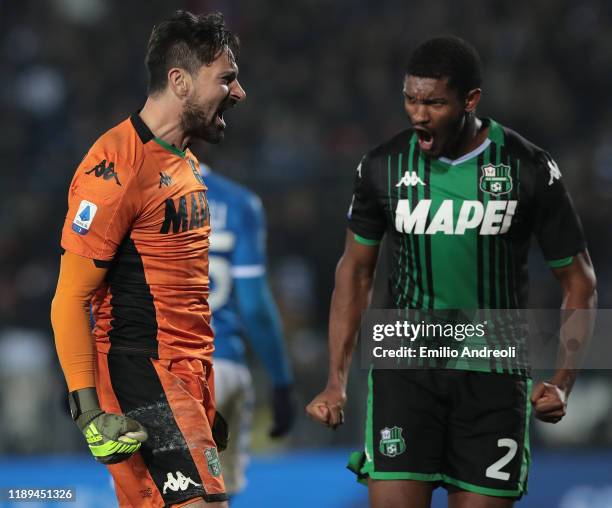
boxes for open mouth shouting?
[215,107,226,129]
[414,127,434,152]
[215,99,237,130]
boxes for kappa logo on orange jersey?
[85,160,121,186]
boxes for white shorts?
[213,358,254,495]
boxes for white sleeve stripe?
[231,265,266,278]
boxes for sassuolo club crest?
[379,426,406,457]
[480,163,512,196]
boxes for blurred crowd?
[1,0,611,454]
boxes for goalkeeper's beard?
[181,99,224,144]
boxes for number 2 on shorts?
[485,438,518,481]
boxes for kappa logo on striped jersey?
[395,199,517,235]
[546,158,562,186]
[396,171,426,188]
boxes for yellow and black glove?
[68,388,148,464]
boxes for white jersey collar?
[437,138,491,166]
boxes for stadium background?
[1,0,612,506]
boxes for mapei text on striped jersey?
[395,199,517,235]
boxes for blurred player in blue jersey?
[201,163,295,496]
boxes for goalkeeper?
[51,9,245,508]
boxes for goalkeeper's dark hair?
[406,36,482,98]
[146,10,239,94]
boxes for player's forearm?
[51,290,96,391]
[238,277,293,386]
[326,257,374,391]
[250,311,293,386]
[50,252,107,392]
[552,267,597,394]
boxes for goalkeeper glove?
[68,387,148,464]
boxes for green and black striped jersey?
[348,118,586,311]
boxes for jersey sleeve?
[231,193,266,278]
[347,153,386,243]
[229,189,293,384]
[60,149,140,262]
[532,153,586,267]
[51,251,107,392]
[234,276,293,386]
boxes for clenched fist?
[306,386,346,430]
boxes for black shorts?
[348,369,531,498]
[96,352,228,507]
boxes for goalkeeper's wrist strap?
[68,387,102,424]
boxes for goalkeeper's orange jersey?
[60,113,213,360]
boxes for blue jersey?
[203,165,292,385]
